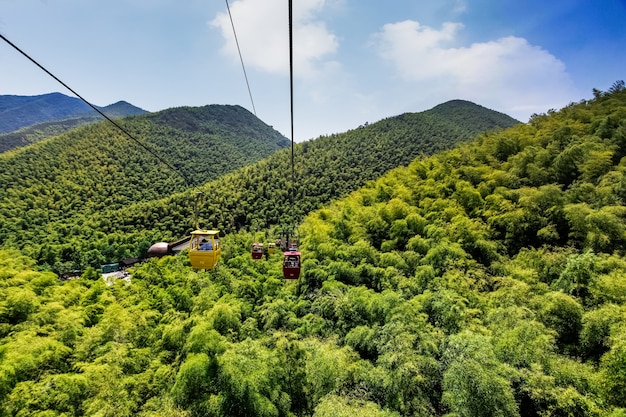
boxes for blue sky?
[1,0,624,141]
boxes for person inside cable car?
[200,238,212,251]
[251,243,264,259]
[284,255,299,267]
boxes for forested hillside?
[0,84,625,416]
[0,99,148,153]
[0,103,289,266]
[115,99,517,233]
[0,100,517,272]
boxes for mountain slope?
[2,100,518,270]
[0,93,148,152]
[0,104,290,264]
[0,92,147,133]
[123,99,519,233]
[0,93,92,132]
[0,85,625,417]
[289,82,626,417]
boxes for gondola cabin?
[268,242,276,254]
[251,243,264,259]
[283,250,301,279]
[189,230,221,269]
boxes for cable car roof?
[191,229,220,236]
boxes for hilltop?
[0,84,625,416]
[0,103,290,267]
[0,99,518,271]
[0,93,149,153]
[132,99,518,233]
[0,92,148,131]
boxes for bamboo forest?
[1,83,626,416]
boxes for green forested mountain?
[0,100,148,153]
[0,84,625,416]
[117,99,518,233]
[1,100,517,271]
[0,104,289,267]
[291,83,626,416]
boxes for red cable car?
[251,243,264,259]
[283,250,301,279]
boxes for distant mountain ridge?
[0,92,148,151]
[0,92,147,132]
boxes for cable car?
[268,242,276,254]
[251,242,264,259]
[147,241,169,258]
[189,230,221,269]
[283,250,301,279]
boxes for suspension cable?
[225,0,257,116]
[288,0,295,209]
[0,32,191,186]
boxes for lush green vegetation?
[1,84,626,416]
[293,82,626,416]
[0,104,290,271]
[0,116,102,153]
[0,100,517,273]
[117,100,517,234]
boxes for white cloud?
[210,0,338,78]
[371,20,577,121]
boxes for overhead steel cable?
[0,32,192,187]
[288,0,295,209]
[225,0,257,116]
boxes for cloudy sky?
[1,0,624,141]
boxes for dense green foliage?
[0,100,517,273]
[1,85,626,416]
[0,104,290,271]
[0,115,103,153]
[124,100,516,234]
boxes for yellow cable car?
[268,242,276,254]
[189,229,221,269]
